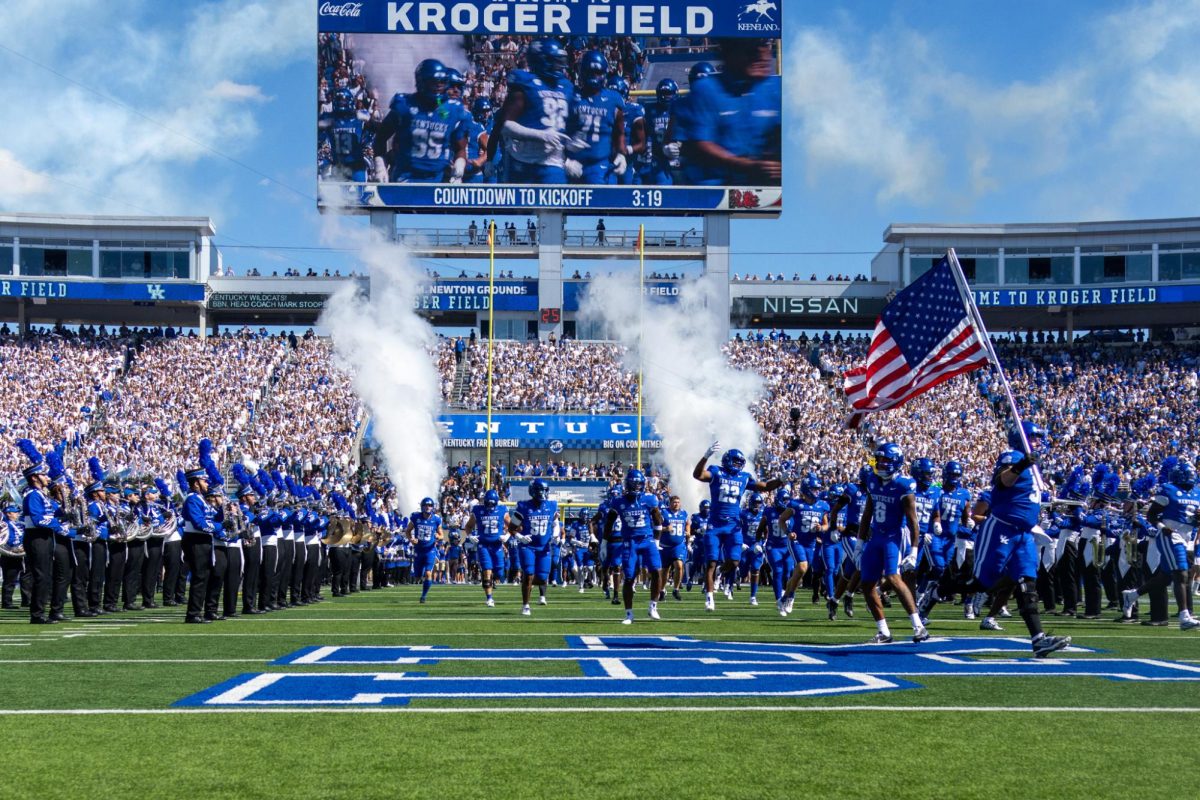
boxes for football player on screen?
[606,75,646,186]
[318,87,368,182]
[486,38,576,185]
[637,78,679,186]
[677,38,781,186]
[376,58,469,184]
[564,51,626,185]
[463,98,493,184]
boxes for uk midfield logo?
[177,636,1200,707]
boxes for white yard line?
[0,705,1198,716]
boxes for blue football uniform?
[739,507,765,573]
[610,493,662,581]
[789,498,829,567]
[761,505,794,600]
[409,512,442,574]
[661,509,689,563]
[618,98,645,185]
[706,465,752,563]
[913,484,946,574]
[322,114,367,182]
[568,87,623,184]
[676,73,782,185]
[471,503,507,574]
[383,93,466,182]
[505,69,575,184]
[860,475,916,583]
[974,453,1045,588]
[1151,482,1199,572]
[513,498,558,582]
[638,101,675,185]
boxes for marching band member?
[16,439,64,624]
[102,480,127,613]
[162,473,188,608]
[1,503,30,610]
[138,484,166,610]
[231,466,266,616]
[181,441,220,624]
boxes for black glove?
[1015,453,1038,473]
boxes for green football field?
[2,583,1196,799]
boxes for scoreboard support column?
[704,214,732,338]
[536,211,564,341]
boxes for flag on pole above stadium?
[843,253,989,428]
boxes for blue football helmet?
[414,59,448,101]
[606,75,630,99]
[656,78,678,105]
[942,460,964,488]
[332,87,355,116]
[873,443,904,480]
[606,485,621,501]
[624,468,646,497]
[829,483,846,502]
[688,61,717,85]
[746,492,763,512]
[578,50,609,91]
[472,97,492,123]
[527,38,568,81]
[484,489,499,508]
[911,458,935,487]
[1170,460,1197,490]
[721,449,746,473]
[698,500,711,516]
[420,497,435,514]
[857,466,873,486]
[1007,421,1048,455]
[774,488,792,508]
[445,67,465,93]
[800,473,822,499]
[529,479,550,502]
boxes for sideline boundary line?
[1,705,1199,716]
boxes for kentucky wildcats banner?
[438,413,661,449]
[318,0,783,37]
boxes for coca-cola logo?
[319,2,362,17]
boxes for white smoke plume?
[319,218,445,511]
[580,274,763,508]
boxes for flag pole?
[636,224,645,471]
[945,247,1032,455]
[485,221,496,491]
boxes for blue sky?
[1,0,1198,279]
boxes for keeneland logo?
[739,1,778,22]
[319,2,363,17]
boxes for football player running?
[464,489,508,607]
[857,444,929,644]
[605,470,667,624]
[975,423,1071,656]
[508,479,560,617]
[487,38,576,184]
[564,51,626,185]
[693,443,782,612]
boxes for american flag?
[843,254,989,427]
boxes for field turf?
[1,583,1196,799]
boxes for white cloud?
[785,1,1200,220]
[0,0,309,217]
[787,30,941,204]
[208,80,271,102]
[0,149,52,202]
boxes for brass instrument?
[223,501,249,543]
[350,521,366,546]
[0,519,24,558]
[322,517,352,546]
[151,507,177,539]
[68,495,98,543]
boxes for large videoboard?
[317,0,782,214]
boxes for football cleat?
[485,597,495,608]
[912,626,930,643]
[578,587,586,594]
[843,596,854,618]
[979,617,1004,631]
[827,599,838,620]
[724,586,734,601]
[777,600,787,617]
[749,597,758,607]
[705,597,715,612]
[999,606,1012,618]
[965,605,977,620]
[783,597,795,615]
[1032,634,1071,658]
[672,589,682,601]
[867,632,894,645]
[521,605,531,616]
[1181,617,1200,632]
[648,605,661,621]
[538,595,547,606]
[622,612,633,625]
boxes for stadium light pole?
[485,221,496,490]
[637,224,645,470]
